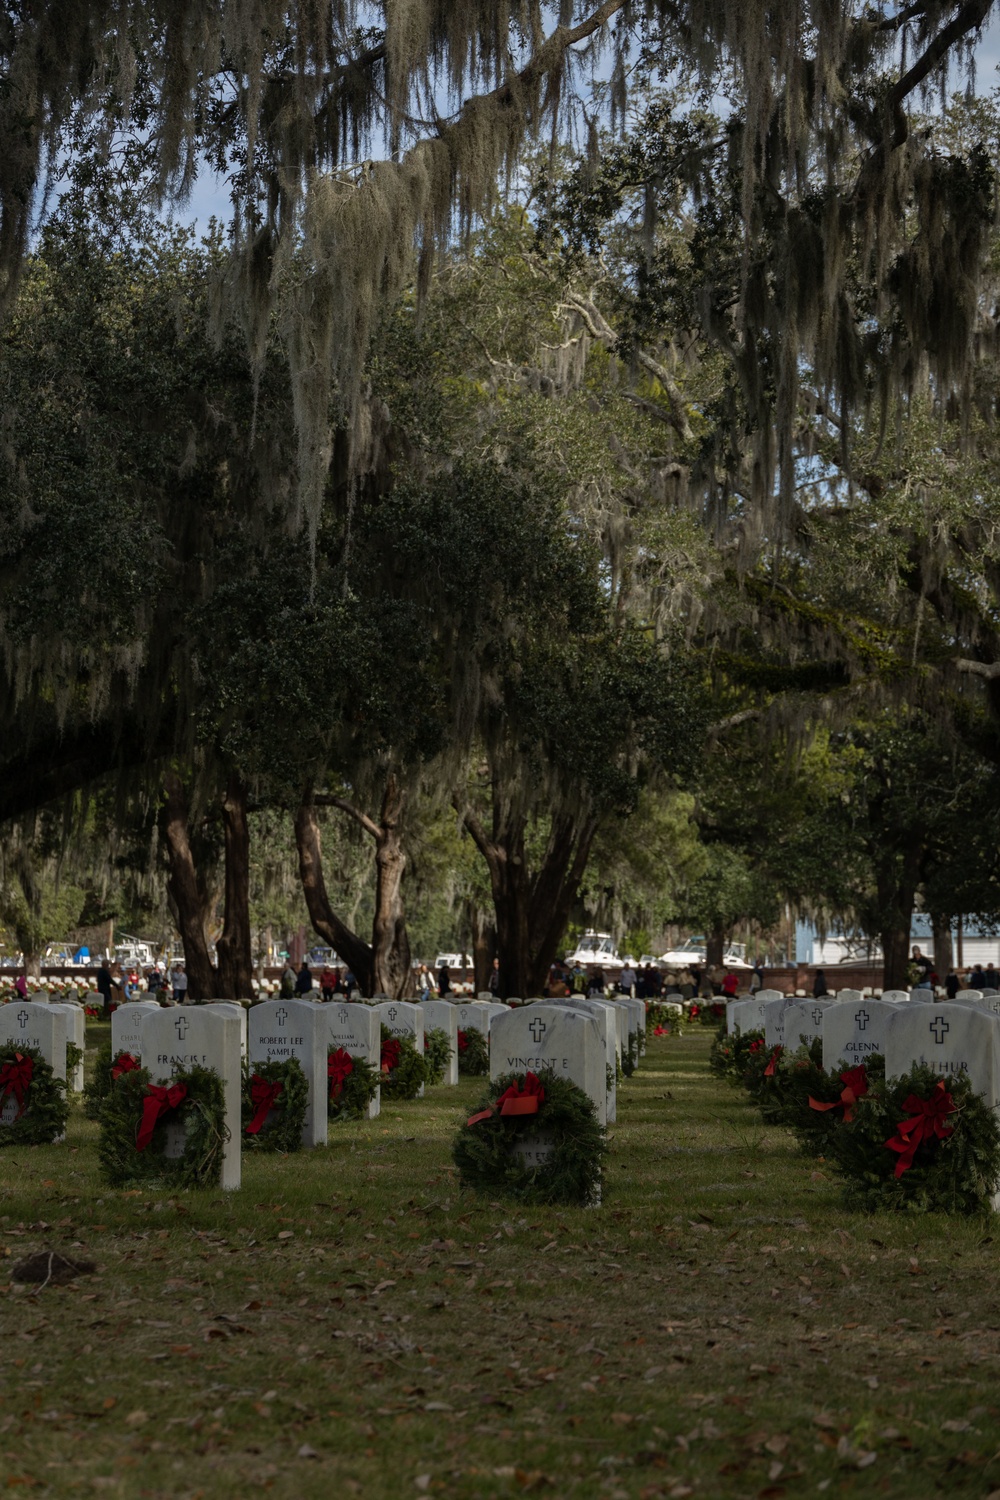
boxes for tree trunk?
[875,841,921,991]
[706,924,726,969]
[294,799,374,993]
[930,914,953,979]
[370,775,413,998]
[468,902,496,994]
[215,775,254,999]
[162,771,217,1000]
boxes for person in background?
[588,965,605,997]
[968,962,986,990]
[813,968,830,998]
[750,959,764,992]
[15,973,28,1000]
[280,958,297,998]
[295,961,313,995]
[619,961,636,996]
[320,964,337,1000]
[722,967,740,998]
[488,957,502,995]
[911,946,933,987]
[343,968,357,996]
[983,962,999,990]
[571,962,587,994]
[96,959,114,1012]
[437,960,451,997]
[170,961,188,1005]
[945,968,961,999]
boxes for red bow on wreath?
[749,1039,764,1053]
[654,1024,668,1036]
[763,1045,783,1077]
[246,1075,283,1135]
[328,1048,354,1100]
[111,1052,141,1082]
[467,1071,546,1127]
[136,1082,188,1152]
[884,1081,956,1178]
[808,1064,869,1124]
[0,1053,33,1120]
[381,1037,401,1073]
[457,1029,469,1053]
[689,1004,700,1017]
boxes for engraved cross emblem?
[387,1006,398,1022]
[338,1008,349,1023]
[529,1017,547,1044]
[855,1008,869,1031]
[811,1007,825,1025]
[275,1007,288,1025]
[929,1017,950,1045]
[174,1015,189,1041]
[16,1009,29,1028]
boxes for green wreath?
[84,1043,145,1119]
[98,1063,229,1189]
[453,1069,606,1207]
[824,1064,1000,1215]
[424,1026,454,1084]
[782,1054,886,1155]
[327,1047,381,1120]
[241,1057,308,1152]
[66,1041,84,1087]
[457,1027,489,1076]
[380,1026,429,1100]
[622,1031,638,1078]
[709,1024,765,1081]
[0,1045,69,1147]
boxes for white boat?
[563,932,624,970]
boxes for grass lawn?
[1,1023,999,1498]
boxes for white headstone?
[537,997,618,1122]
[781,999,833,1052]
[454,1002,491,1038]
[762,996,797,1048]
[886,1004,1000,1109]
[48,1002,85,1091]
[728,995,775,1035]
[615,997,646,1063]
[372,1001,425,1097]
[421,1001,459,1086]
[836,988,865,1005]
[823,998,899,1071]
[880,990,911,1004]
[112,1001,160,1063]
[247,1000,328,1147]
[490,1004,606,1126]
[198,1002,248,1055]
[909,988,934,1005]
[0,1003,66,1081]
[140,1008,242,1190]
[956,989,983,1000]
[322,1001,380,1118]
[486,1003,511,1026]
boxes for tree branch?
[561,291,694,441]
[311,794,381,840]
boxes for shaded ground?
[1,1024,999,1497]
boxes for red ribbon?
[0,1053,33,1119]
[136,1082,188,1151]
[457,1029,469,1053]
[808,1065,869,1124]
[749,1039,764,1053]
[328,1048,354,1100]
[885,1082,956,1178]
[246,1075,283,1135]
[381,1037,401,1073]
[653,1024,667,1036]
[111,1052,141,1082]
[763,1046,783,1077]
[466,1071,546,1127]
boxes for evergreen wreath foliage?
[697,1000,727,1026]
[745,1037,823,1123]
[824,1064,1000,1216]
[784,1055,886,1156]
[636,1024,646,1056]
[0,1045,68,1147]
[380,1026,429,1100]
[66,1042,84,1085]
[98,1064,229,1189]
[424,1026,453,1085]
[457,1027,489,1077]
[709,1025,764,1081]
[646,1001,681,1031]
[327,1047,380,1120]
[622,1032,638,1078]
[453,1069,606,1207]
[83,1044,143,1119]
[241,1057,308,1152]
